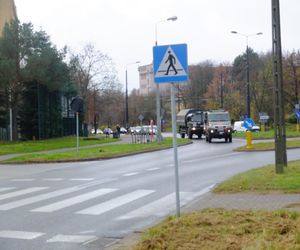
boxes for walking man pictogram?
[165,50,178,75]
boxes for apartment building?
[0,0,17,35]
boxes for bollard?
[246,130,253,149]
[297,123,299,133]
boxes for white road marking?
[117,192,185,220]
[42,178,64,181]
[70,178,95,181]
[77,189,155,215]
[11,179,35,182]
[123,172,139,177]
[0,187,16,193]
[31,188,117,212]
[47,234,97,243]
[0,187,48,202]
[118,184,215,220]
[0,186,86,211]
[146,167,160,171]
[0,230,44,240]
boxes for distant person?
[116,124,120,135]
[165,50,178,75]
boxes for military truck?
[176,109,204,139]
[204,110,233,143]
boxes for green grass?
[214,160,300,193]
[236,139,300,151]
[134,209,300,250]
[233,127,300,140]
[2,138,190,163]
[0,136,118,155]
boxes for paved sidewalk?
[184,192,300,212]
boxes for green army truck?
[176,109,204,139]
[204,110,233,143]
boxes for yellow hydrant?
[246,130,253,149]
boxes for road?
[0,136,299,249]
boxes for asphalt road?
[0,136,299,249]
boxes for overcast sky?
[14,0,300,91]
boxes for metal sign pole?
[171,82,180,217]
[76,112,79,151]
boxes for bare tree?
[68,43,121,130]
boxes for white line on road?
[70,178,95,181]
[117,192,193,220]
[0,230,45,240]
[123,172,139,177]
[0,187,48,202]
[42,178,64,181]
[31,188,117,212]
[11,179,35,182]
[118,184,215,220]
[47,234,97,243]
[77,189,155,215]
[146,167,160,171]
[0,186,85,211]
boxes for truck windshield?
[191,114,203,122]
[208,113,230,122]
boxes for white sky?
[14,0,300,91]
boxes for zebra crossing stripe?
[0,230,44,240]
[0,187,48,202]
[31,188,117,213]
[0,186,86,211]
[77,189,155,215]
[117,192,187,220]
[47,234,97,243]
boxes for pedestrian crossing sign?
[153,43,188,84]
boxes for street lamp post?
[231,31,262,118]
[125,61,140,129]
[155,16,177,143]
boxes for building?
[0,0,17,35]
[138,63,169,96]
[138,64,154,95]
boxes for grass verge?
[2,138,190,163]
[233,128,300,140]
[235,139,300,151]
[133,209,300,250]
[0,136,118,155]
[213,160,300,193]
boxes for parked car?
[103,128,112,135]
[120,127,127,134]
[90,128,103,134]
[233,121,260,132]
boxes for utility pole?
[220,72,224,109]
[272,0,287,173]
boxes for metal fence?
[0,127,9,141]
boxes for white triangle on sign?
[155,46,187,78]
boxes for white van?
[233,121,260,132]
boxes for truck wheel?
[181,133,185,139]
[188,132,192,139]
[198,133,202,139]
